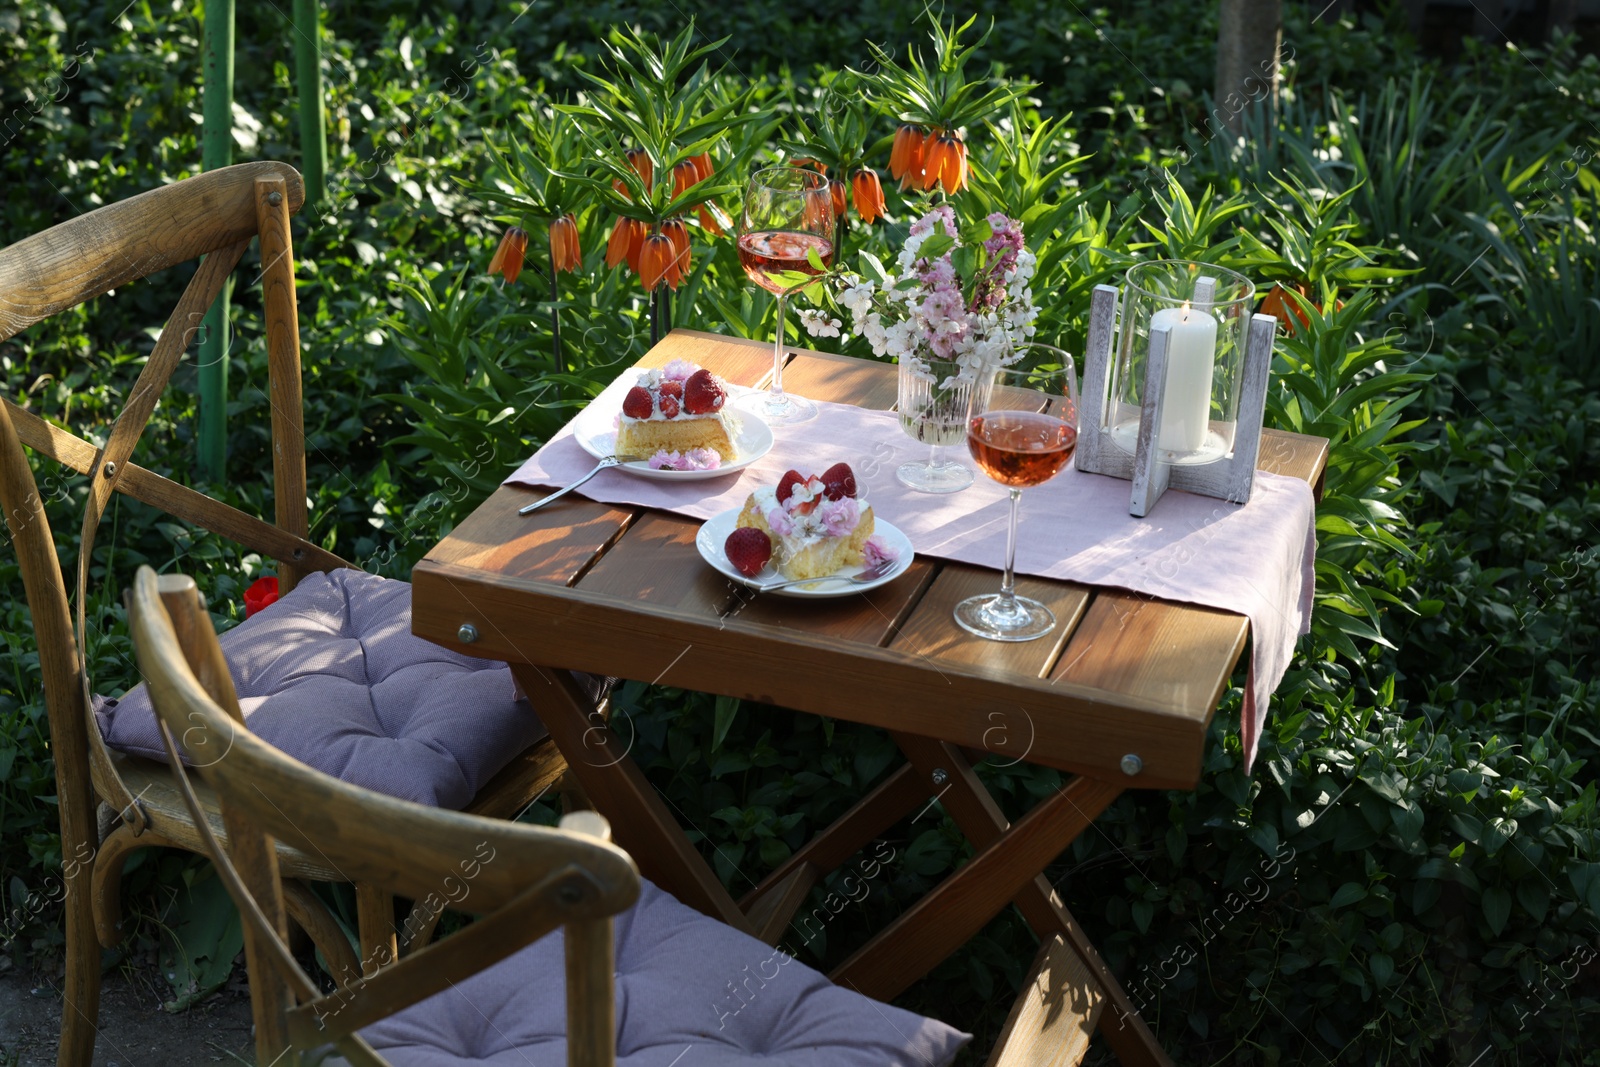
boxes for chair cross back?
[0,163,365,1067]
[127,565,639,1066]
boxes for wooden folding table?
[411,329,1328,1066]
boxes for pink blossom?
[817,497,860,538]
[919,287,965,324]
[910,205,958,239]
[659,359,697,382]
[765,506,795,537]
[862,535,900,569]
[647,448,721,471]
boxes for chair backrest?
[126,564,640,1066]
[0,162,354,840]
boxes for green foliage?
[2,1,1597,1063]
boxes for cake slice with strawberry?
[615,360,739,465]
[728,462,875,581]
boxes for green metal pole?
[292,0,326,204]
[198,0,234,481]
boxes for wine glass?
[955,349,1079,642]
[735,166,835,424]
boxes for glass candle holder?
[1106,260,1255,466]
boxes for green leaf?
[1369,952,1394,988]
[711,695,740,751]
[1482,886,1512,936]
[1330,882,1367,909]
[1516,878,1550,924]
[916,233,956,262]
[1132,899,1153,933]
[159,867,245,1012]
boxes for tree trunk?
[1214,0,1282,138]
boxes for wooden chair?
[128,565,981,1067]
[126,565,637,1066]
[0,162,569,1067]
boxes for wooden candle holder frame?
[1075,283,1278,516]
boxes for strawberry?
[622,386,653,419]
[724,527,772,577]
[791,477,824,515]
[820,461,857,500]
[659,394,681,419]
[775,469,805,504]
[659,379,684,402]
[682,368,726,414]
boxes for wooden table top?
[412,330,1328,791]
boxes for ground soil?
[0,957,254,1066]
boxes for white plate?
[572,384,773,481]
[695,507,915,599]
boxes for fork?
[519,455,644,515]
[751,558,899,592]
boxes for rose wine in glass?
[735,167,834,424]
[955,353,1079,642]
[967,411,1078,486]
[737,231,834,284]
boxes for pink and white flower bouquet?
[798,205,1039,385]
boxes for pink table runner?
[505,381,1316,770]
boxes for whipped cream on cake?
[728,463,877,581]
[615,360,739,464]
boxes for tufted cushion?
[95,570,548,810]
[342,880,970,1066]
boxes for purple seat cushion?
[95,570,546,810]
[347,880,970,1066]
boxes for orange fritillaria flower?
[605,217,630,269]
[801,187,833,234]
[487,226,528,284]
[691,152,714,183]
[549,214,581,274]
[851,169,886,224]
[605,217,647,273]
[828,179,847,219]
[889,125,925,182]
[660,219,691,288]
[625,218,646,273]
[671,159,701,198]
[639,232,676,291]
[922,133,967,195]
[625,148,654,194]
[697,201,731,236]
[792,158,827,174]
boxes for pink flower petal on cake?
[765,506,796,537]
[684,447,722,470]
[818,497,860,537]
[862,534,899,569]
[660,359,697,382]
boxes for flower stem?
[548,254,561,379]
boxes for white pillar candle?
[1149,302,1217,453]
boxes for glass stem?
[927,440,939,468]
[771,291,787,399]
[1000,488,1022,606]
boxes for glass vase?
[896,357,992,493]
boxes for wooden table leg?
[511,664,756,935]
[739,762,926,912]
[893,734,1174,1067]
[830,774,1122,1001]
